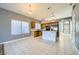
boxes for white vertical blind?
[11,20,30,35]
[22,21,30,33]
[35,23,41,30]
[11,20,21,35]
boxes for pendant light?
[28,4,32,14]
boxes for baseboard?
[1,36,32,44]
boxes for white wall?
[54,6,72,19]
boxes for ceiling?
[0,3,72,21]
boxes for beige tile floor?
[3,34,78,55]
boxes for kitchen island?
[42,31,57,42]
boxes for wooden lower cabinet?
[34,30,42,37]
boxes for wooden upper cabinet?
[41,22,58,29]
[31,21,35,29]
[41,24,46,29]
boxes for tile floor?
[3,33,78,55]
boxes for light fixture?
[45,6,55,21]
[47,6,55,19]
[28,4,32,14]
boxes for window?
[35,23,41,30]
[63,20,70,33]
[11,20,21,35]
[11,20,30,35]
[22,21,30,33]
